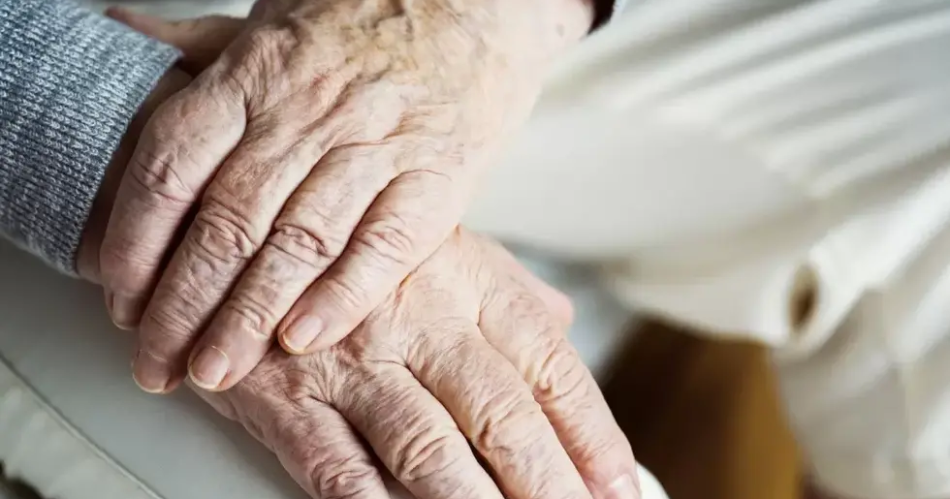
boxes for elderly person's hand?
[200,228,640,499]
[83,184,639,499]
[97,0,596,395]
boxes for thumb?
[106,8,246,75]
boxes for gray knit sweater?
[0,0,179,274]
[0,0,619,276]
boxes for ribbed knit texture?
[0,0,179,275]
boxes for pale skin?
[77,5,842,499]
[78,55,639,499]
[95,0,596,399]
[198,228,641,499]
[93,223,642,499]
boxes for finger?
[478,265,640,499]
[333,363,504,499]
[188,145,397,391]
[198,379,391,499]
[99,72,246,330]
[267,402,392,499]
[188,83,406,390]
[105,8,246,75]
[406,321,593,499]
[467,232,576,326]
[129,121,324,393]
[279,171,466,354]
[131,76,372,391]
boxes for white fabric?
[0,359,159,499]
[0,244,313,499]
[465,1,950,498]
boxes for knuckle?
[511,292,559,327]
[192,203,261,265]
[98,244,150,295]
[232,27,296,98]
[532,337,590,406]
[141,308,195,352]
[127,155,191,206]
[242,363,313,406]
[269,221,346,268]
[128,113,195,204]
[573,436,633,471]
[506,291,575,347]
[222,295,279,340]
[393,427,465,483]
[324,331,402,375]
[225,358,339,443]
[354,215,418,267]
[264,354,338,404]
[310,457,379,499]
[323,274,368,312]
[242,27,288,63]
[508,273,576,328]
[472,390,544,454]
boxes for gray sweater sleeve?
[0,0,179,275]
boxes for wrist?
[77,68,192,282]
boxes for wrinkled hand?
[77,66,192,282]
[98,0,595,394]
[198,228,640,499]
[76,61,638,499]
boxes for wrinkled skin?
[195,229,640,499]
[84,190,640,499]
[78,67,639,499]
[97,0,597,396]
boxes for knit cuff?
[0,0,180,275]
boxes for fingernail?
[282,316,322,353]
[189,346,230,390]
[132,372,168,394]
[604,474,639,499]
[131,349,170,394]
[111,294,145,331]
